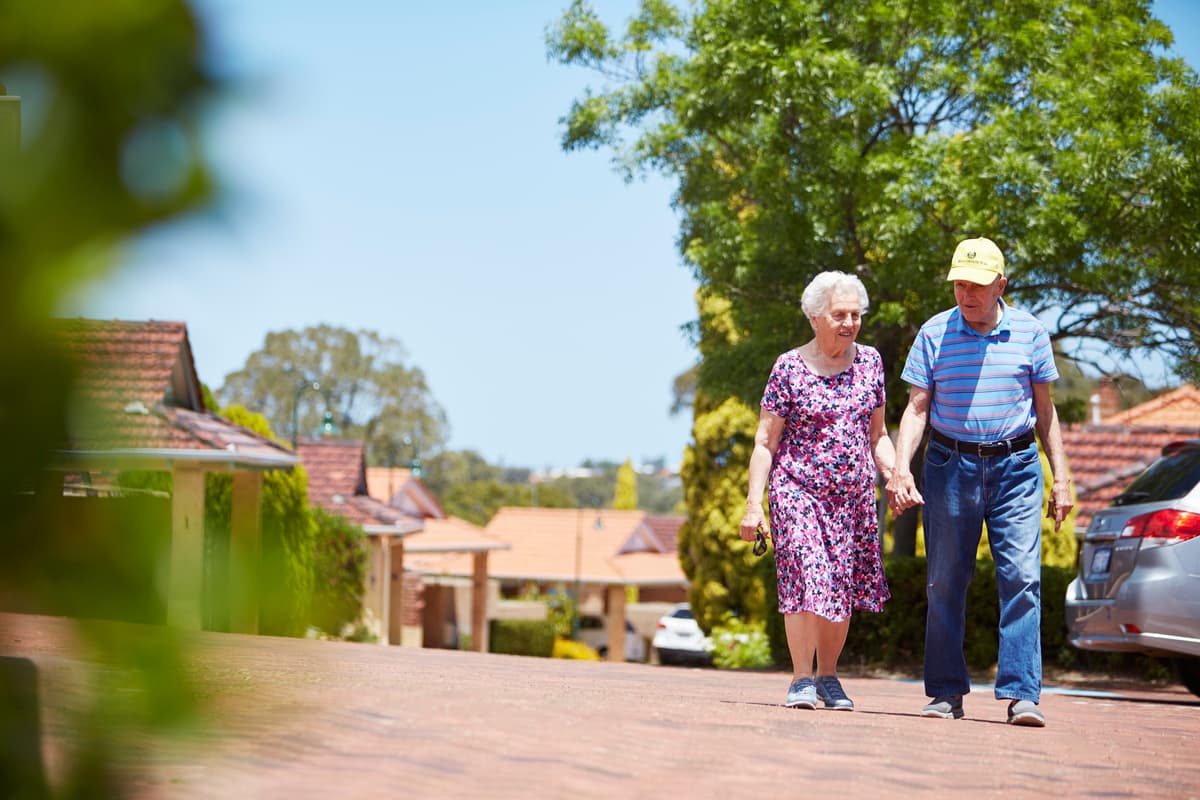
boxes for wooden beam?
[228,471,263,634]
[168,467,206,629]
[471,552,488,653]
[367,537,391,642]
[605,584,625,663]
[387,538,404,646]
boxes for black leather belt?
[931,428,1036,458]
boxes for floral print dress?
[761,344,891,621]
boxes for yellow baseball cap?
[947,237,1005,284]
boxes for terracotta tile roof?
[1104,384,1200,427]
[363,466,445,519]
[404,516,509,556]
[54,318,295,466]
[409,507,686,587]
[1063,424,1200,532]
[297,439,421,531]
[637,515,684,554]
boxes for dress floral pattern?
[761,344,891,621]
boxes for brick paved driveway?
[4,613,1198,799]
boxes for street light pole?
[571,499,602,639]
[573,506,583,637]
[291,380,332,449]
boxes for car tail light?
[1121,624,1142,635]
[656,621,666,629]
[1119,509,1200,542]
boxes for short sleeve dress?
[760,344,891,621]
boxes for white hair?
[800,271,870,318]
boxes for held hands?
[886,471,925,516]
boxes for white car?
[578,615,647,662]
[652,603,714,666]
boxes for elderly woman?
[739,271,897,710]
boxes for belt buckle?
[977,439,1009,457]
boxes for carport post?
[471,552,488,652]
[605,584,626,662]
[168,466,207,629]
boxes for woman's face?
[811,287,863,349]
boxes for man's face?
[953,276,1006,328]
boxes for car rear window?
[671,607,694,619]
[1113,446,1200,505]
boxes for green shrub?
[219,405,316,637]
[489,619,556,658]
[308,507,368,636]
[711,615,774,670]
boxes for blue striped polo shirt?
[900,300,1058,443]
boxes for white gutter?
[55,448,299,471]
[362,522,425,537]
[405,541,512,554]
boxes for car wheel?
[1172,658,1200,698]
[597,646,607,658]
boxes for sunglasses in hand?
[753,526,769,557]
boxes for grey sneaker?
[921,695,964,719]
[785,677,817,709]
[814,675,854,710]
[1007,699,1045,727]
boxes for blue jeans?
[922,437,1044,702]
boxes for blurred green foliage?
[308,507,368,637]
[219,405,317,636]
[0,1,221,795]
[710,615,773,670]
[488,618,557,658]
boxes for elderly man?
[887,237,1073,728]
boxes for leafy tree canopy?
[549,0,1200,415]
[217,324,448,464]
[550,0,1200,627]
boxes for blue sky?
[62,1,1200,471]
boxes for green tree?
[420,449,505,501]
[549,0,1200,621]
[217,324,448,463]
[613,458,638,509]
[550,0,1200,401]
[442,480,574,526]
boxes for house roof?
[1103,384,1200,427]
[297,439,421,534]
[1064,423,1200,532]
[54,318,296,471]
[636,515,685,554]
[408,507,686,587]
[363,466,445,519]
[403,516,510,555]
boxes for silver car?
[1065,439,1200,696]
